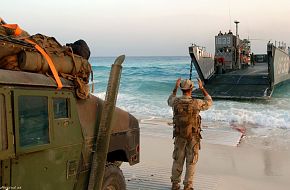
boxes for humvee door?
[0,88,15,160]
[11,89,83,189]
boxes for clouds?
[1,0,290,56]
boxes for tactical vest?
[173,98,202,141]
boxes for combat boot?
[171,182,180,190]
[183,184,194,190]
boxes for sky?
[1,0,290,56]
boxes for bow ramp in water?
[189,29,290,100]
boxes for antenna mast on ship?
[234,20,240,69]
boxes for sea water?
[90,56,290,146]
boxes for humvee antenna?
[88,55,125,190]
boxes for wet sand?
[122,124,290,190]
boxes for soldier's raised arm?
[196,78,213,111]
[167,78,181,107]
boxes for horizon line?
[90,55,191,57]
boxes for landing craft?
[189,21,290,99]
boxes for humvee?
[0,67,140,189]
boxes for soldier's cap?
[180,79,194,90]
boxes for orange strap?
[24,39,63,89]
[2,24,23,36]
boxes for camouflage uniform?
[168,94,212,189]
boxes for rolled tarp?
[18,50,89,76]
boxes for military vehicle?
[189,21,290,99]
[0,20,140,190]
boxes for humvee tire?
[102,164,126,190]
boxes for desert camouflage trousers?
[171,136,200,187]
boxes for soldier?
[250,52,255,66]
[168,78,213,190]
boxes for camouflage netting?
[0,20,92,99]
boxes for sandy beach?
[122,123,290,190]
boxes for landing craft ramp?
[192,62,272,99]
